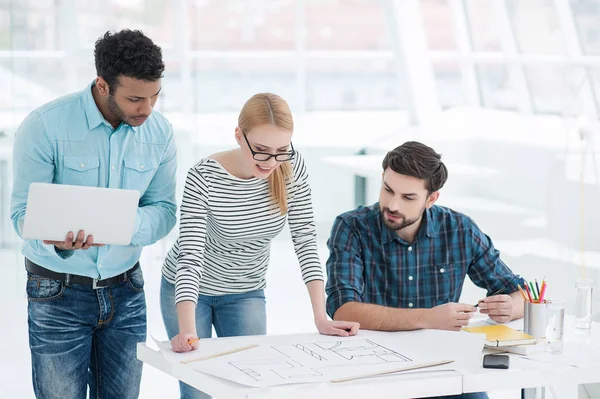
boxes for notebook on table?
[486,343,545,355]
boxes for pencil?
[529,281,538,301]
[517,284,528,301]
[535,279,541,298]
[474,286,507,307]
[524,282,533,302]
[187,338,200,345]
[538,281,547,303]
[181,344,258,364]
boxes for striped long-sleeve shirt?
[162,151,323,304]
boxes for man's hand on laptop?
[43,230,105,250]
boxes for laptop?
[22,183,140,246]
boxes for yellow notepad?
[463,325,537,347]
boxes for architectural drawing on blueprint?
[231,359,323,382]
[313,340,411,364]
[230,339,411,382]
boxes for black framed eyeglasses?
[242,132,295,162]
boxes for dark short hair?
[382,141,448,192]
[94,29,164,93]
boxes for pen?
[474,286,507,307]
[535,279,541,298]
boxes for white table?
[462,317,600,399]
[137,336,463,399]
[137,318,600,399]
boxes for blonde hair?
[238,93,293,214]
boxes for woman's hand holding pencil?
[170,332,201,353]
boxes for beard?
[107,94,149,126]
[380,205,425,231]
[107,94,129,125]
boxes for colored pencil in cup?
[538,281,547,303]
[524,282,533,302]
[529,281,538,301]
[517,284,528,302]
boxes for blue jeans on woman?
[27,265,146,398]
[160,276,267,399]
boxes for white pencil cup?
[524,302,548,338]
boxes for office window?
[0,6,10,49]
[0,0,58,50]
[525,66,588,115]
[506,0,566,54]
[570,0,600,55]
[433,62,465,109]
[76,0,173,48]
[476,64,520,110]
[305,0,390,51]
[419,0,457,51]
[189,0,296,51]
[0,59,58,110]
[306,59,402,111]
[591,67,600,113]
[463,0,503,51]
[192,58,297,112]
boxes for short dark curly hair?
[382,141,448,193]
[94,29,164,92]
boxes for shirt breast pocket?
[123,157,157,194]
[63,156,100,187]
[423,262,464,306]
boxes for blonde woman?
[160,93,359,398]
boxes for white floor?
[0,236,529,399]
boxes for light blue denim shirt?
[10,81,177,279]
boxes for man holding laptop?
[10,30,176,398]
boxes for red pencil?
[524,282,533,302]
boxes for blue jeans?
[27,265,146,399]
[160,277,266,399]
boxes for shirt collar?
[422,207,439,238]
[83,80,139,133]
[83,81,106,131]
[379,205,439,245]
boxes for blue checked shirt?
[325,203,524,318]
[10,81,177,279]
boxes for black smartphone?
[482,354,509,369]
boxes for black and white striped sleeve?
[175,165,211,304]
[287,152,324,284]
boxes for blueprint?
[172,330,486,387]
[227,339,412,384]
